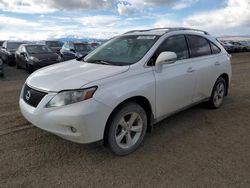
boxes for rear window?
[187,35,211,57]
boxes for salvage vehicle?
[15,44,61,74]
[37,40,63,54]
[19,28,232,155]
[219,40,236,53]
[229,41,248,52]
[1,41,23,66]
[60,42,96,61]
[0,58,3,77]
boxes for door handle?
[187,67,195,73]
[214,61,221,66]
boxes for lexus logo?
[25,90,31,101]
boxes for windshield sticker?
[137,36,156,40]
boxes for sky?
[0,0,249,40]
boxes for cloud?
[153,0,250,35]
[0,0,115,13]
[0,15,39,27]
[117,0,199,16]
[183,0,250,34]
[77,15,121,27]
[173,0,199,10]
[117,3,138,16]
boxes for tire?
[26,63,34,74]
[16,61,21,69]
[105,102,148,156]
[208,77,226,109]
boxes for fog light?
[70,126,77,133]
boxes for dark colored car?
[60,42,96,61]
[238,41,250,51]
[15,44,62,74]
[219,40,236,53]
[0,58,3,77]
[38,40,63,54]
[1,41,23,66]
[229,41,247,52]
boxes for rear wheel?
[209,77,226,109]
[105,102,148,155]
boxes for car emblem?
[25,90,31,101]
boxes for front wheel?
[26,63,34,74]
[209,77,226,109]
[105,102,148,155]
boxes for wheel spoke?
[128,113,138,127]
[119,117,127,128]
[116,130,126,144]
[126,133,133,147]
[130,125,143,133]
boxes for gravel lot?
[0,53,250,187]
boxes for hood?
[30,53,58,61]
[50,47,61,52]
[26,60,129,92]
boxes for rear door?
[186,35,221,102]
[153,35,196,118]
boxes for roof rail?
[124,27,210,35]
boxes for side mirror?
[70,49,75,53]
[20,52,26,56]
[155,52,177,73]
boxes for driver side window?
[149,35,189,65]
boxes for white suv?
[19,28,232,155]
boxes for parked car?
[15,44,62,74]
[0,40,4,47]
[38,40,63,54]
[60,42,96,61]
[229,41,247,52]
[19,28,232,155]
[238,41,250,51]
[219,40,236,53]
[1,41,23,66]
[0,58,3,77]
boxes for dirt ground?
[0,53,250,188]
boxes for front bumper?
[19,90,113,143]
[33,60,60,69]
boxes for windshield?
[75,44,94,52]
[7,42,23,49]
[46,41,63,48]
[84,35,159,66]
[26,45,53,54]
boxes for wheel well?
[103,96,153,145]
[219,73,229,96]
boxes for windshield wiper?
[89,60,113,65]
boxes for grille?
[23,84,47,107]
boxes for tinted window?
[26,45,53,54]
[7,42,23,50]
[210,42,221,54]
[187,35,211,57]
[155,35,189,61]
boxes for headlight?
[46,87,97,108]
[30,56,40,62]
